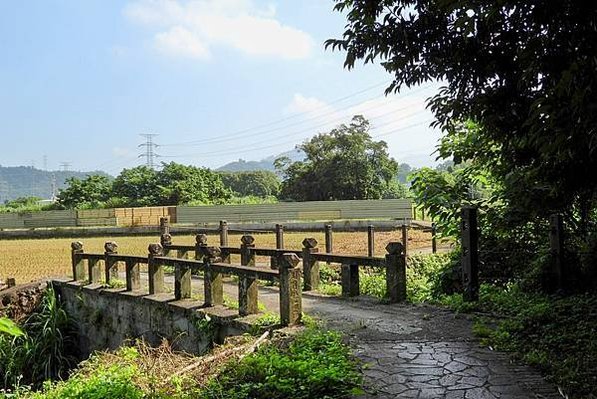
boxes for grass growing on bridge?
[0,230,432,284]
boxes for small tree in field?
[276,116,398,201]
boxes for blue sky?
[0,0,442,175]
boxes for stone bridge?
[54,234,560,399]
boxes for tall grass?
[0,286,76,391]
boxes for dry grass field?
[0,229,432,284]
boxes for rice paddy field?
[0,229,433,284]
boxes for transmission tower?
[138,133,160,169]
[59,162,71,172]
[50,174,57,201]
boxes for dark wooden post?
[219,221,230,263]
[195,234,208,261]
[401,224,409,256]
[125,259,140,291]
[367,225,375,257]
[461,207,479,302]
[104,241,119,285]
[200,246,224,306]
[88,257,101,284]
[412,205,417,220]
[240,235,256,266]
[324,224,333,254]
[148,243,165,295]
[385,242,407,302]
[275,224,284,249]
[271,224,284,269]
[71,241,85,281]
[302,238,320,291]
[341,263,360,297]
[239,235,258,315]
[279,253,302,326]
[431,223,437,254]
[160,233,172,257]
[219,220,229,246]
[549,214,564,291]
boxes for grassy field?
[0,229,432,284]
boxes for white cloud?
[124,0,313,60]
[155,26,210,59]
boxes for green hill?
[0,166,110,203]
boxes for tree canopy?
[276,115,399,201]
[326,0,597,226]
[219,170,280,198]
[57,163,231,209]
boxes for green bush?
[442,285,597,398]
[201,329,362,399]
[0,287,76,391]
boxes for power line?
[138,133,160,169]
[160,80,394,147]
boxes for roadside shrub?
[201,329,362,399]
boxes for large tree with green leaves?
[57,175,112,209]
[219,170,280,198]
[276,116,398,201]
[327,1,597,229]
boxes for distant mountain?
[217,149,305,172]
[0,166,111,202]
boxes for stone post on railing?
[195,234,208,262]
[174,258,192,301]
[125,258,140,292]
[385,242,407,303]
[302,238,319,291]
[71,241,85,281]
[341,262,360,298]
[88,255,101,284]
[239,235,258,315]
[240,235,256,266]
[148,243,164,295]
[367,225,375,257]
[104,241,119,285]
[160,233,172,257]
[159,216,170,236]
[200,246,224,306]
[279,253,302,326]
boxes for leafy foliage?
[443,285,597,398]
[327,0,597,225]
[0,318,23,337]
[276,116,398,201]
[0,287,76,391]
[57,163,232,208]
[57,175,112,209]
[219,171,280,198]
[201,329,362,399]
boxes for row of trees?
[54,116,410,209]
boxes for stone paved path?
[153,273,561,399]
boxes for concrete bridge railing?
[71,240,302,326]
[162,232,408,304]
